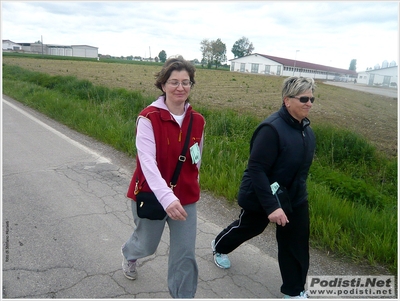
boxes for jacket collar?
[279,105,310,130]
[151,96,192,121]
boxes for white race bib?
[270,182,280,195]
[190,142,201,164]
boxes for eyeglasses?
[291,96,315,103]
[166,80,192,88]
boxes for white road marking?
[3,98,111,164]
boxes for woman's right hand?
[166,200,188,221]
[268,208,289,226]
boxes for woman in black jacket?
[211,76,316,299]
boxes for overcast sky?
[1,1,398,71]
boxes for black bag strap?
[170,112,193,189]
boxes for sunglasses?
[292,96,315,103]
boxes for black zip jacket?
[237,105,316,216]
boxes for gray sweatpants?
[122,202,198,298]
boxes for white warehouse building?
[230,53,358,81]
[356,66,398,88]
[2,40,22,51]
[2,40,98,59]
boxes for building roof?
[9,42,98,49]
[46,44,73,48]
[231,53,358,76]
[2,39,20,45]
[365,65,398,72]
[71,45,99,49]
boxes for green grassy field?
[2,54,397,273]
[3,53,397,158]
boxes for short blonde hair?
[282,77,316,101]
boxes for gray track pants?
[122,202,198,298]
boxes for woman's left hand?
[166,200,188,221]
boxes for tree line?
[151,36,355,71]
[156,36,254,69]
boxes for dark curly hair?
[154,55,196,98]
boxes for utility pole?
[293,50,299,75]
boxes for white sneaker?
[283,290,309,299]
[121,244,138,280]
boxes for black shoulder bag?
[135,113,193,220]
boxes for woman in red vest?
[122,56,206,298]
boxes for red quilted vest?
[127,105,205,206]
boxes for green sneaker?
[211,239,231,269]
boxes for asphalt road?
[2,95,396,299]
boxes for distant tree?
[349,59,357,71]
[200,39,213,68]
[200,38,227,69]
[212,38,227,69]
[231,36,254,58]
[158,50,167,63]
